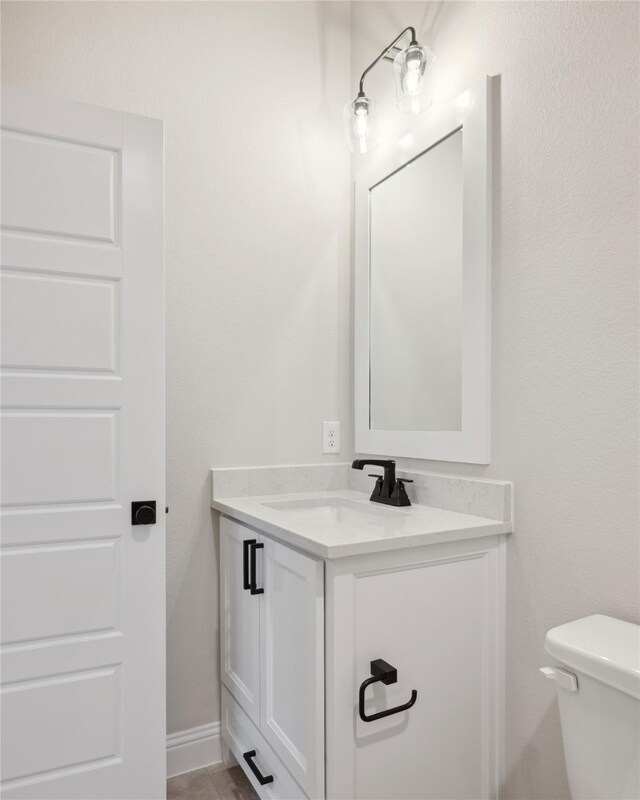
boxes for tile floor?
[167,765,259,800]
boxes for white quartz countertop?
[211,489,512,559]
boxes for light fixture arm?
[357,26,418,96]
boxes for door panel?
[260,537,324,799]
[220,518,261,727]
[1,666,120,783]
[0,87,164,800]
[1,409,118,506]
[1,269,118,373]
[1,129,117,241]
[1,538,120,645]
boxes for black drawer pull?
[243,749,274,785]
[242,539,256,591]
[358,658,418,722]
[249,542,264,595]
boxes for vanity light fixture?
[344,26,433,153]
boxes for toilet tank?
[544,615,640,800]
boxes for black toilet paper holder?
[358,658,418,722]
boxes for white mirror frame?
[354,76,496,464]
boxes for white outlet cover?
[322,421,340,454]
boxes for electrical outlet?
[322,421,340,454]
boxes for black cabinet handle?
[358,658,418,722]
[249,542,264,595]
[243,750,274,785]
[242,539,256,591]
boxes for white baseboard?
[167,721,222,778]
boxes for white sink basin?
[261,496,403,526]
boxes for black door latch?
[131,501,157,525]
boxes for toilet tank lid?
[545,615,640,699]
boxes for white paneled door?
[0,87,165,800]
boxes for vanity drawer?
[221,685,310,800]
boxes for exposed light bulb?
[402,65,423,96]
[406,49,422,68]
[343,95,378,154]
[355,118,368,140]
[393,44,432,114]
[354,99,369,138]
[402,48,424,95]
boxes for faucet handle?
[367,473,384,499]
[388,477,412,507]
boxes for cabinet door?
[327,542,504,800]
[353,558,485,799]
[260,537,324,799]
[220,518,261,727]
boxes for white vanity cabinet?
[219,513,506,800]
[220,517,325,799]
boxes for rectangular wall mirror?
[354,76,496,463]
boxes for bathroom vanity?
[211,464,512,800]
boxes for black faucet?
[351,459,412,507]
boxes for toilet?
[542,614,640,800]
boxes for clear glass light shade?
[344,95,378,154]
[393,44,433,114]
